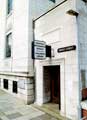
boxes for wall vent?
[13,81,18,93]
[3,79,8,90]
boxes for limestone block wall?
[12,0,33,74]
[33,0,77,19]
[0,75,34,104]
[0,0,34,104]
[0,0,7,71]
[0,0,34,75]
[76,0,87,90]
[35,1,79,119]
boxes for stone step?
[32,104,69,120]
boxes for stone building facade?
[0,0,87,120]
[34,0,87,119]
[0,0,34,104]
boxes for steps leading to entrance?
[32,103,69,120]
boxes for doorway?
[43,65,61,110]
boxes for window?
[49,0,55,3]
[8,0,12,14]
[5,33,12,58]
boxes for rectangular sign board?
[32,40,46,59]
[57,45,76,53]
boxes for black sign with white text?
[57,45,76,53]
[32,40,46,59]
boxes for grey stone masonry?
[18,78,35,104]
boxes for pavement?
[0,89,63,120]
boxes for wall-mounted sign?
[32,40,46,59]
[57,45,76,53]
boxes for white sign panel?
[32,40,46,59]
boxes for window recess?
[5,33,12,58]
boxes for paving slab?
[0,89,66,120]
[31,114,58,120]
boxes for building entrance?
[43,65,60,110]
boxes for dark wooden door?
[50,66,60,109]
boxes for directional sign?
[32,40,46,59]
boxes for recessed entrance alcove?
[35,59,65,117]
[43,65,61,110]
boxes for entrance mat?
[6,112,22,119]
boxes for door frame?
[35,58,66,115]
